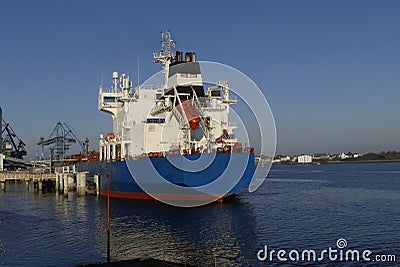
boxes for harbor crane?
[36,121,86,165]
[1,116,27,159]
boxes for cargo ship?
[78,31,256,206]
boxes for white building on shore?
[298,154,312,164]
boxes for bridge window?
[146,118,165,124]
[104,96,117,103]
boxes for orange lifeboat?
[105,132,115,141]
[176,100,201,130]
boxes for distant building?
[313,153,330,161]
[330,154,339,160]
[281,156,291,162]
[298,154,312,164]
[339,153,350,160]
[272,155,291,164]
[353,153,362,158]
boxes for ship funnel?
[175,51,182,62]
[185,52,192,62]
[192,52,196,62]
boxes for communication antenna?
[153,30,175,88]
[101,64,104,88]
[137,55,140,86]
[161,30,175,59]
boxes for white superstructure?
[97,31,240,162]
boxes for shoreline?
[272,159,400,165]
[325,159,400,164]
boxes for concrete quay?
[0,172,56,193]
[0,165,99,196]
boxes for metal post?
[107,173,110,263]
[76,173,81,195]
[112,144,116,161]
[39,169,43,194]
[94,174,100,196]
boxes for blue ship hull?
[77,152,255,202]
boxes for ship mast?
[153,30,175,89]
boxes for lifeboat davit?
[176,100,201,130]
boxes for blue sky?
[0,0,399,158]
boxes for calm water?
[0,163,399,266]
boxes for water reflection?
[98,197,257,266]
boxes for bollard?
[1,182,5,192]
[25,180,29,191]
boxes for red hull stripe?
[99,190,230,201]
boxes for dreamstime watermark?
[125,61,276,207]
[257,238,396,264]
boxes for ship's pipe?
[175,51,182,62]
